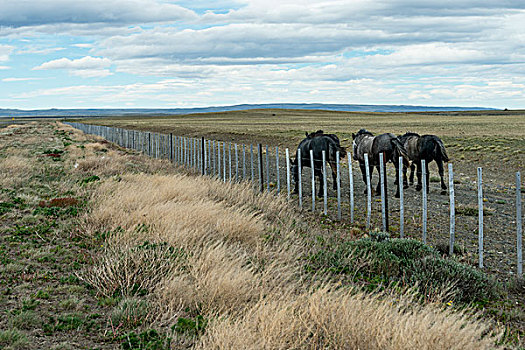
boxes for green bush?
[120,329,170,350]
[307,236,501,304]
[111,298,150,329]
[173,315,207,336]
[411,256,501,303]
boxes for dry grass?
[75,123,501,349]
[0,155,36,188]
[198,286,498,350]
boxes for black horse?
[292,131,347,197]
[352,129,409,198]
[397,132,450,195]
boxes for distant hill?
[0,103,497,118]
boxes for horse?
[292,131,347,197]
[397,132,450,195]
[352,129,409,198]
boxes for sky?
[0,0,524,110]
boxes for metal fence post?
[364,153,371,230]
[422,159,427,244]
[310,149,315,211]
[517,171,523,276]
[449,163,455,255]
[478,167,484,268]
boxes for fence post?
[243,144,246,180]
[478,167,484,268]
[323,150,327,216]
[399,156,404,238]
[276,146,280,194]
[235,143,239,182]
[251,144,254,184]
[298,149,302,209]
[201,137,205,176]
[364,153,371,230]
[286,148,291,200]
[337,151,341,221]
[310,149,315,211]
[422,159,427,244]
[217,142,221,178]
[258,144,264,192]
[229,142,232,182]
[266,145,270,192]
[348,156,354,224]
[223,142,227,182]
[517,171,523,276]
[449,163,455,255]
[380,152,387,232]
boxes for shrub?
[307,236,501,304]
[120,329,170,350]
[111,298,151,329]
[411,256,501,303]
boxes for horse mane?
[306,130,325,138]
[356,128,373,137]
[402,132,420,137]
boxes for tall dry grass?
[198,286,497,350]
[74,125,500,349]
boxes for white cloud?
[2,77,40,82]
[33,56,113,78]
[34,56,111,70]
[0,0,198,27]
[0,44,14,61]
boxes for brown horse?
[397,132,450,195]
[352,129,409,198]
[292,131,346,197]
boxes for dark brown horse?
[397,132,450,195]
[352,129,409,198]
[292,131,346,197]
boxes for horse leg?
[360,162,368,194]
[403,159,409,189]
[316,165,324,197]
[437,159,447,194]
[415,162,422,191]
[292,163,299,194]
[374,165,381,196]
[409,163,415,186]
[394,160,400,198]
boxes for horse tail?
[391,138,410,161]
[435,137,449,162]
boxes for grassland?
[0,120,523,349]
[76,108,524,183]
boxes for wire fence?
[66,122,524,276]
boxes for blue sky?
[1,0,524,109]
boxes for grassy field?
[76,108,524,185]
[0,120,523,349]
